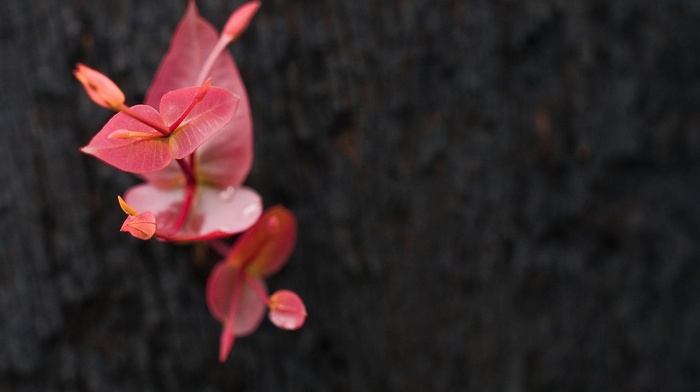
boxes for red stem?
[164,181,196,237]
[244,273,270,305]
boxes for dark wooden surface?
[2,0,700,390]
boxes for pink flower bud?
[73,63,125,110]
[222,1,261,42]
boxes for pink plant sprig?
[207,206,307,362]
[75,0,305,361]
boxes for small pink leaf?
[206,262,267,334]
[227,206,297,277]
[206,261,267,361]
[160,86,239,159]
[206,262,239,323]
[80,106,171,173]
[124,183,262,241]
[268,290,306,330]
[120,211,157,240]
[236,276,268,336]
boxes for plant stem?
[244,273,270,305]
[165,181,196,237]
[195,36,232,86]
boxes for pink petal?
[80,106,172,173]
[268,290,306,330]
[227,206,297,277]
[159,86,239,159]
[123,183,262,242]
[206,262,267,335]
[144,0,253,188]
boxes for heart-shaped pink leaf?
[123,183,262,241]
[268,290,307,330]
[80,105,171,173]
[227,206,297,277]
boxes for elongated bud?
[73,63,125,110]
[222,1,261,41]
[118,195,138,216]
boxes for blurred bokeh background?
[2,0,700,390]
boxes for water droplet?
[219,225,233,232]
[219,186,236,201]
[243,204,259,216]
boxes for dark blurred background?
[2,0,700,390]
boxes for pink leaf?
[236,275,268,336]
[268,290,307,330]
[159,86,239,159]
[206,261,267,361]
[206,262,267,335]
[80,105,171,173]
[123,183,262,241]
[120,211,157,240]
[227,206,297,277]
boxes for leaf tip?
[219,326,236,362]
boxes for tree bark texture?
[1,0,700,390]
